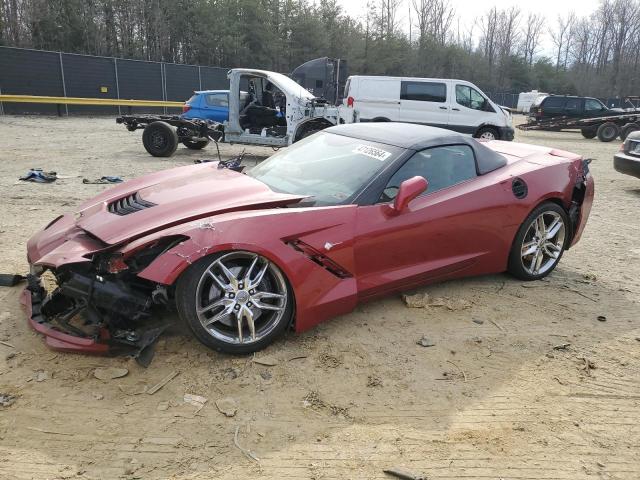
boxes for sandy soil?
[0,115,638,480]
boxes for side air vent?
[108,192,156,216]
[512,178,528,199]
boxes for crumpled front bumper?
[21,282,110,354]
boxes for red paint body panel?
[25,140,595,346]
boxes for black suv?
[529,95,619,122]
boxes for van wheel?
[596,122,620,142]
[371,117,390,122]
[581,127,597,139]
[142,121,178,157]
[475,126,499,140]
[182,138,209,150]
[621,123,639,140]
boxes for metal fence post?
[114,57,121,115]
[198,65,202,90]
[161,62,167,114]
[0,86,4,115]
[58,52,69,116]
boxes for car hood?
[75,163,306,245]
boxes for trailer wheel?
[142,121,178,157]
[182,139,210,150]
[580,127,597,139]
[596,122,620,142]
[621,123,639,141]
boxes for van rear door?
[353,77,400,121]
[398,79,449,127]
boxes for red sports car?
[24,123,594,356]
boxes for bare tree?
[551,12,576,71]
[520,12,545,66]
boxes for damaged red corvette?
[25,123,594,357]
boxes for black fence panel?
[0,47,64,114]
[164,63,199,101]
[116,59,165,114]
[200,66,229,90]
[62,53,118,115]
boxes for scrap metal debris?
[383,467,425,480]
[93,367,128,381]
[19,168,57,183]
[0,393,16,407]
[416,336,435,347]
[147,370,179,395]
[82,176,123,184]
[553,343,571,350]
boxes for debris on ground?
[92,392,104,400]
[147,370,179,395]
[0,274,26,287]
[35,370,49,382]
[184,393,208,411]
[93,367,128,381]
[402,293,429,308]
[252,355,278,366]
[216,397,238,417]
[472,319,484,325]
[580,357,596,376]
[553,343,571,350]
[597,315,607,322]
[383,466,425,480]
[416,336,436,347]
[82,176,123,184]
[234,425,260,463]
[367,375,383,387]
[19,168,57,183]
[0,393,16,407]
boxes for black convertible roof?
[325,122,507,175]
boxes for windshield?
[248,132,404,206]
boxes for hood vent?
[512,178,528,199]
[108,193,156,216]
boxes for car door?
[355,77,400,121]
[202,92,229,122]
[584,98,608,118]
[564,97,582,118]
[354,144,511,299]
[450,83,495,133]
[398,80,449,127]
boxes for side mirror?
[393,176,428,212]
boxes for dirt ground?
[0,115,638,480]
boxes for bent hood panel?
[75,164,305,245]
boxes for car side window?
[379,145,477,202]
[455,85,486,110]
[400,81,446,102]
[565,98,581,113]
[585,99,605,112]
[205,93,229,107]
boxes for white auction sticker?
[353,144,392,161]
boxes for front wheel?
[475,126,499,140]
[508,202,569,281]
[175,251,294,354]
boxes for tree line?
[1,0,640,97]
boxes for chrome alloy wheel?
[479,130,497,140]
[195,251,288,345]
[520,211,566,276]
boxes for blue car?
[182,90,230,122]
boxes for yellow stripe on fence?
[0,94,183,108]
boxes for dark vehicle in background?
[527,95,640,141]
[614,131,640,179]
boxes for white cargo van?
[341,76,514,141]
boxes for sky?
[339,0,602,55]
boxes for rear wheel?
[596,122,620,142]
[182,138,209,150]
[508,202,569,281]
[580,127,597,139]
[142,121,178,157]
[475,126,499,140]
[620,123,639,141]
[175,251,294,354]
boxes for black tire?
[580,127,597,139]
[182,138,209,150]
[507,202,569,281]
[175,251,294,354]
[475,126,500,140]
[371,117,390,122]
[142,121,178,157]
[596,122,620,142]
[620,123,639,141]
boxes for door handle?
[452,108,460,111]
[439,106,448,110]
